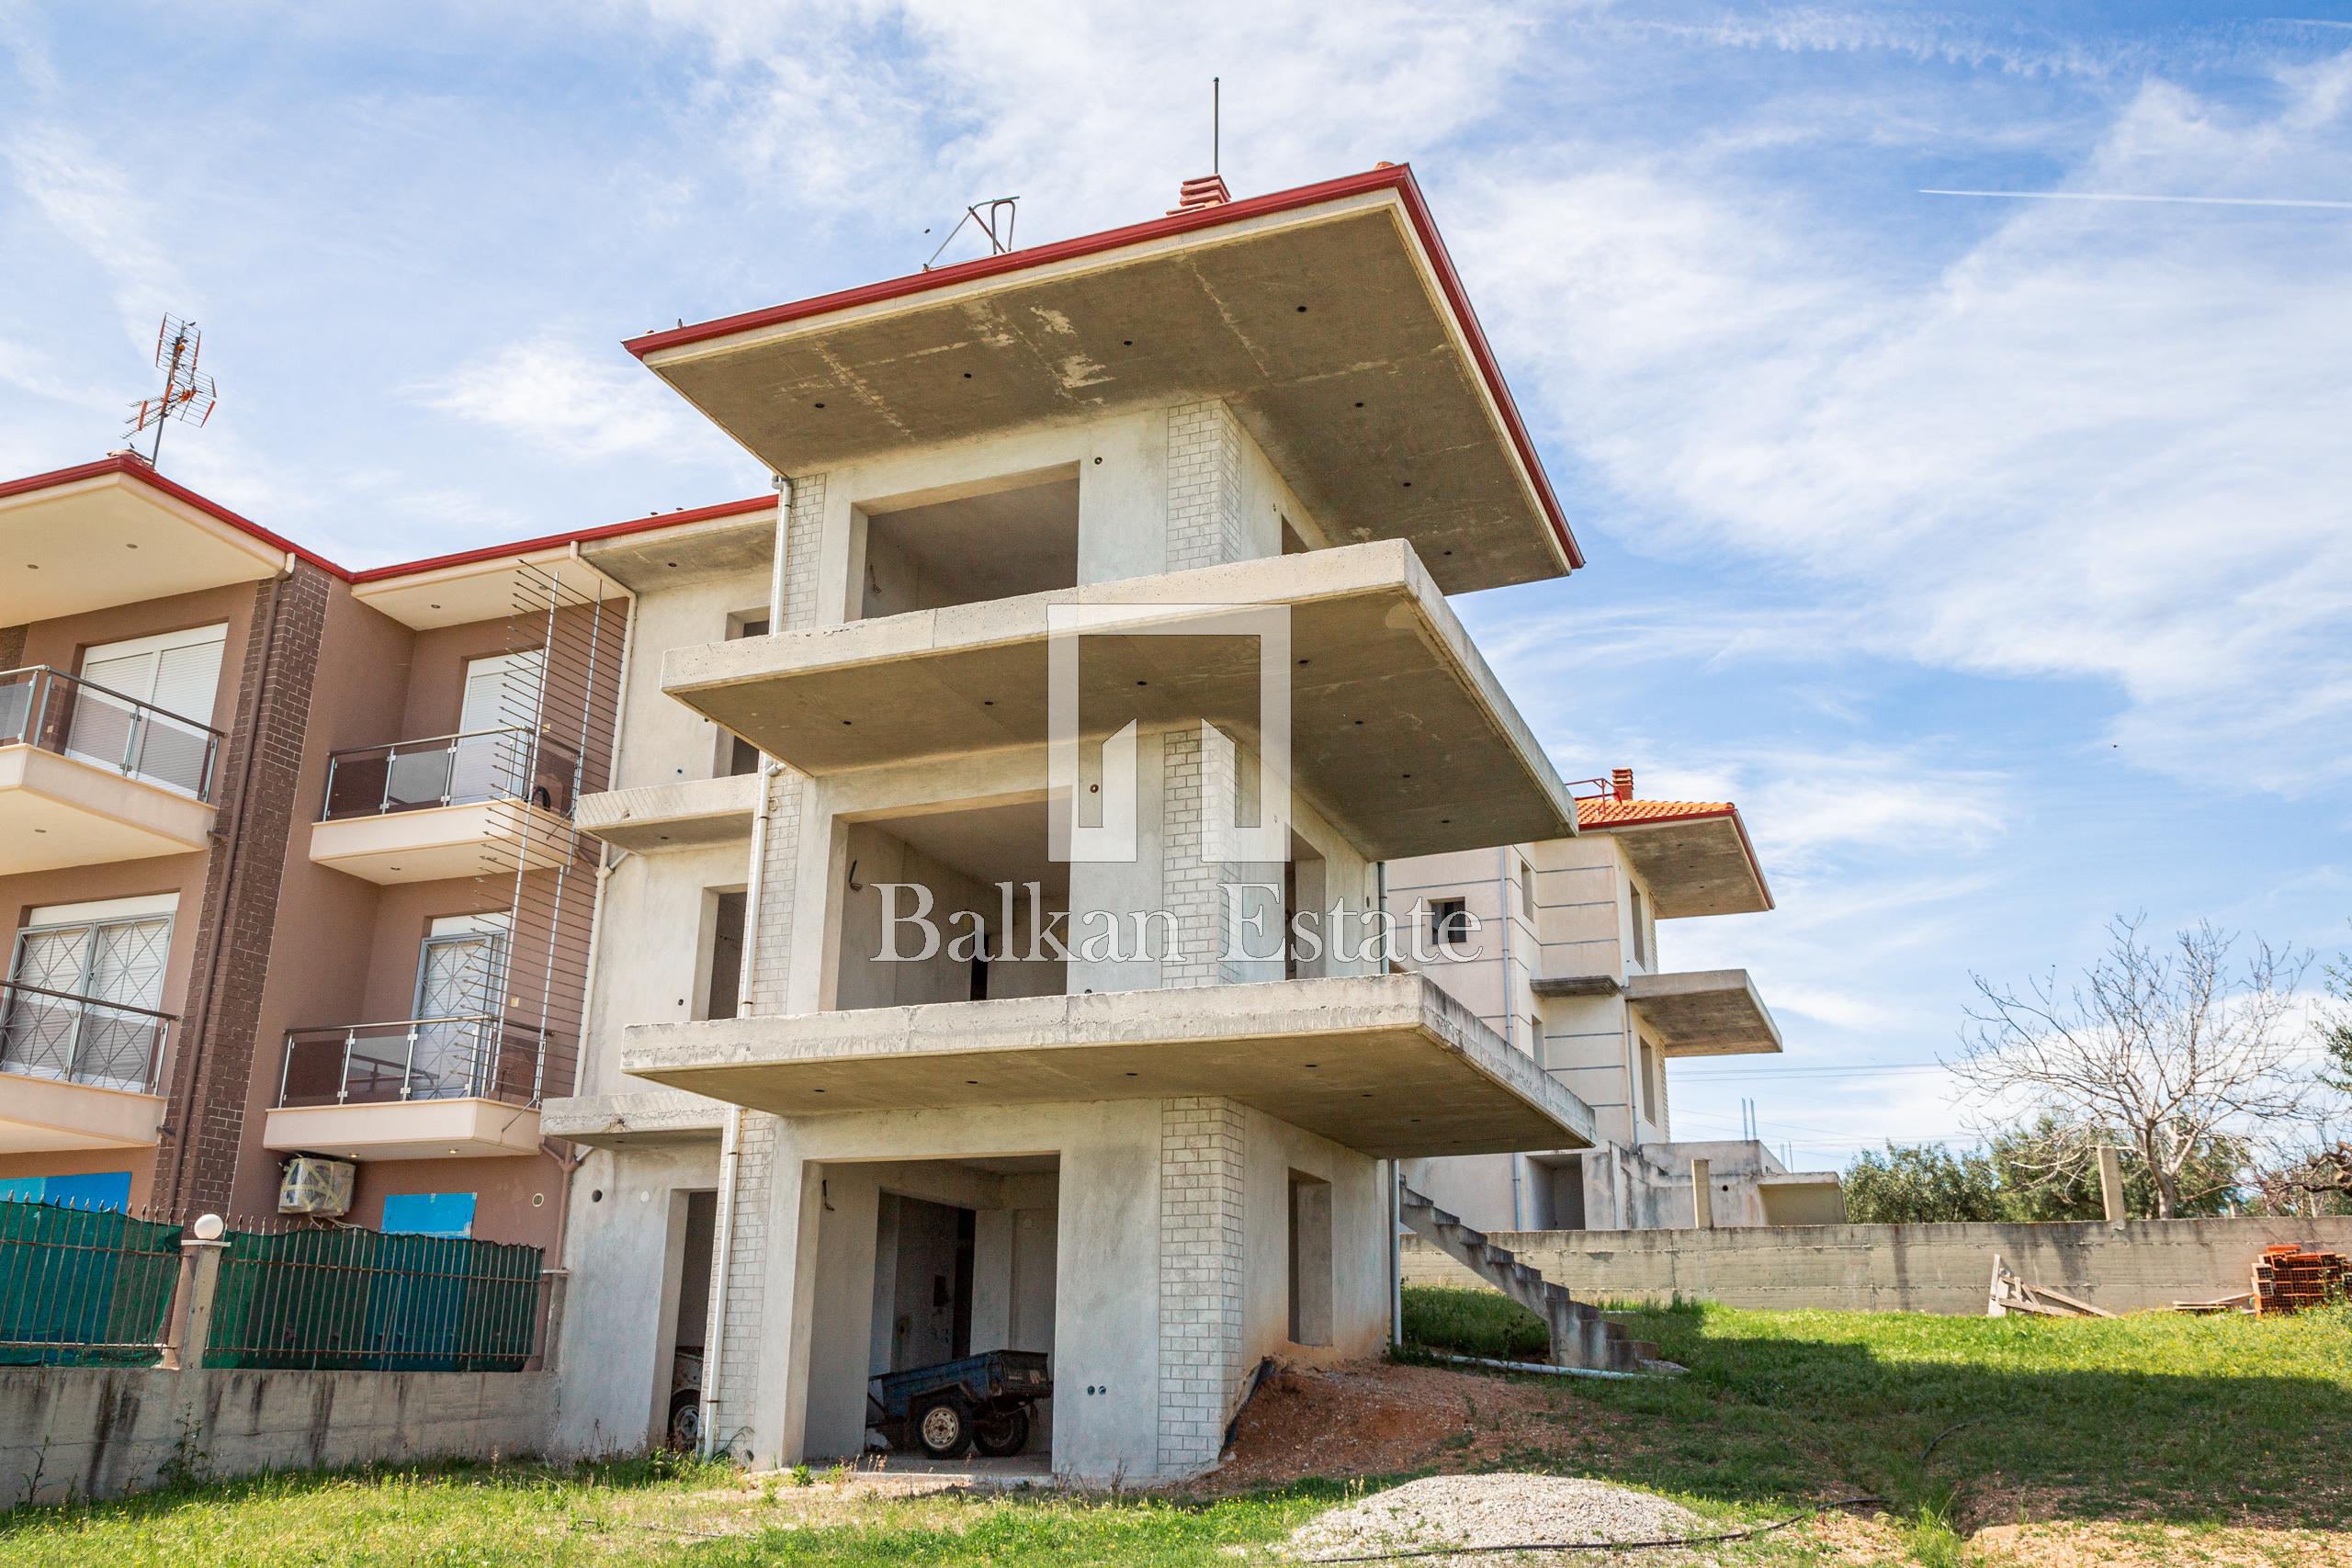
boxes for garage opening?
[661,1189,718,1450]
[854,468,1080,620]
[801,1154,1060,1468]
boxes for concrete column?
[1690,1158,1713,1230]
[164,1220,229,1371]
[2098,1145,2127,1224]
[537,1268,571,1371]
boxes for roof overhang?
[627,165,1578,594]
[620,973,1598,1160]
[578,502,776,592]
[349,545,628,630]
[660,540,1576,861]
[0,457,308,622]
[1626,968,1782,1058]
[1589,809,1772,917]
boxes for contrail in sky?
[1921,188,2352,209]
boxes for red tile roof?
[1577,796,1738,829]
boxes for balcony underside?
[0,745,215,874]
[621,973,1597,1160]
[1602,816,1770,918]
[577,774,759,852]
[1627,969,1782,1058]
[538,1089,729,1148]
[662,541,1574,862]
[0,1074,166,1154]
[261,1098,544,1161]
[0,465,285,623]
[308,801,576,884]
[636,192,1569,594]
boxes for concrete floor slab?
[619,973,1597,1160]
[661,541,1575,862]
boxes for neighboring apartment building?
[0,455,648,1251]
[1392,769,1845,1235]
[540,164,1609,1480]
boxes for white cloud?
[1454,55,2352,794]
[413,334,706,461]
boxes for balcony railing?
[320,727,578,822]
[0,979,172,1095]
[277,1015,571,1109]
[0,665,223,802]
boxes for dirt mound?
[1199,1359,1584,1495]
[1285,1472,1702,1562]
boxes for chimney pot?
[1611,767,1634,801]
[1169,174,1232,215]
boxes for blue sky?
[5,2,2348,1168]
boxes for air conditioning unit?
[278,1156,356,1216]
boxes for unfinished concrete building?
[1392,771,1845,1234]
[541,164,1629,1479]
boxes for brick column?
[1166,401,1246,572]
[1158,1095,1246,1477]
[0,624,25,670]
[159,563,333,1214]
[1160,726,1241,987]
[779,473,826,631]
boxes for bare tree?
[1948,917,2313,1218]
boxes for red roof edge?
[624,163,1583,571]
[1584,802,1775,912]
[348,493,776,583]
[0,454,348,578]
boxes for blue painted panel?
[380,1191,476,1238]
[0,1173,131,1211]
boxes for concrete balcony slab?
[0,1073,166,1155]
[1625,969,1782,1058]
[261,1098,544,1161]
[662,541,1574,861]
[620,972,1597,1160]
[0,744,215,874]
[308,801,576,885]
[538,1090,729,1147]
[576,774,760,852]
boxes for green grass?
[1405,1284,2352,1549]
[1398,1275,1553,1360]
[5,1294,2346,1565]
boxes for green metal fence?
[202,1224,543,1372]
[0,1199,182,1367]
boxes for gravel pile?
[1287,1473,1703,1563]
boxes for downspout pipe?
[1499,847,1523,1231]
[702,474,791,1458]
[1377,858,1402,1350]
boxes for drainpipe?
[1498,848,1522,1231]
[1376,858,1403,1348]
[702,475,791,1458]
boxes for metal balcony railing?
[319,726,579,822]
[0,979,173,1095]
[277,1015,570,1109]
[0,665,223,802]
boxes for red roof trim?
[348,494,775,583]
[0,455,345,576]
[624,164,1583,570]
[1583,802,1775,912]
[0,456,776,589]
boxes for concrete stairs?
[1400,1186,1657,1373]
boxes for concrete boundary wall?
[1,1364,553,1506]
[1402,1216,2352,1316]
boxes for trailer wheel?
[667,1390,701,1451]
[914,1394,973,1459]
[973,1404,1030,1458]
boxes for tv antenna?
[126,315,217,465]
[922,197,1018,271]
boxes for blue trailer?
[867,1349,1051,1459]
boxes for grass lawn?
[2,1290,2345,1566]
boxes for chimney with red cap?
[1611,767,1634,802]
[1169,175,1231,215]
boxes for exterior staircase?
[1400,1186,1658,1373]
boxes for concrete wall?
[552,1139,721,1456]
[1402,1215,2352,1315]
[0,1364,551,1506]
